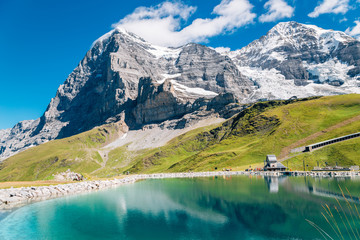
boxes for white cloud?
[308,0,349,18]
[259,0,294,23]
[339,17,348,22]
[345,20,360,40]
[112,0,256,47]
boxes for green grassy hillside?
[1,94,360,181]
[0,122,124,181]
[283,137,360,171]
[120,94,360,173]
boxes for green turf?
[0,123,123,181]
[283,137,360,171]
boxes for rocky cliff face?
[1,21,360,160]
[133,78,190,125]
[174,43,253,98]
[0,28,246,159]
[133,77,241,125]
[0,120,40,158]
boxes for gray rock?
[53,169,84,181]
[133,77,191,125]
[174,43,253,98]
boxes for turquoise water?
[0,175,360,240]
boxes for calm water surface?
[0,175,360,240]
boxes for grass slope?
[1,94,360,181]
[0,123,123,181]
[120,94,360,173]
[283,137,360,171]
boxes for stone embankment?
[1,170,359,210]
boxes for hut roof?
[266,155,277,163]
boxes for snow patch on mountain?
[171,80,218,98]
[0,129,11,143]
[147,45,181,59]
[213,47,231,54]
[94,28,145,48]
[304,60,353,85]
[239,66,360,101]
[94,27,182,60]
[268,51,286,61]
[159,73,182,84]
[306,24,353,52]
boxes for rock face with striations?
[173,43,253,97]
[133,78,191,125]
[133,77,241,125]
[1,21,360,160]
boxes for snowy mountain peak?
[270,21,352,40]
[93,27,145,46]
[225,21,360,104]
[269,21,304,35]
[270,21,354,50]
[229,21,360,69]
[92,28,181,60]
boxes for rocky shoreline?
[1,170,359,210]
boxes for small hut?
[264,155,286,171]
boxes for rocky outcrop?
[206,93,241,118]
[133,78,191,125]
[133,77,241,125]
[53,169,84,181]
[0,120,40,159]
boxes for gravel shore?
[1,170,359,210]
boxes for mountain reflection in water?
[0,175,360,240]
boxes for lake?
[0,175,359,240]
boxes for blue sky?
[0,0,359,129]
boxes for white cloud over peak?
[112,0,256,47]
[259,0,294,23]
[345,20,360,40]
[308,0,349,18]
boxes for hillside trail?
[89,117,226,175]
[279,114,360,161]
